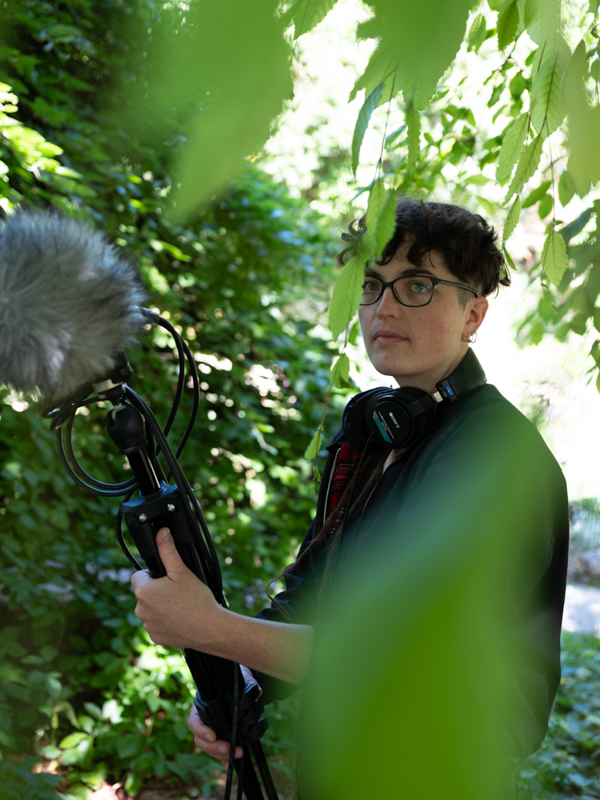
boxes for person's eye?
[362,279,381,292]
[408,280,431,293]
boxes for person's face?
[358,246,489,392]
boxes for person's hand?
[187,666,262,768]
[131,527,220,651]
[187,704,243,768]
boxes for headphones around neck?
[342,348,487,450]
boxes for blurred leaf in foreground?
[120,0,292,219]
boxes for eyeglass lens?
[361,276,434,307]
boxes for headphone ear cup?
[342,388,389,449]
[365,387,430,448]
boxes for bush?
[518,632,600,799]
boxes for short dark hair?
[339,198,510,297]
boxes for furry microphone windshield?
[0,211,145,398]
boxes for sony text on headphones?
[343,348,487,450]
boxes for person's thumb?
[156,528,185,577]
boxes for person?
[131,200,569,791]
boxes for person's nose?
[375,285,401,317]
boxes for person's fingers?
[188,706,242,761]
[155,528,187,577]
[130,569,151,592]
[240,664,262,696]
[188,705,216,741]
[193,735,244,762]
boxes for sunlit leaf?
[541,228,568,284]
[530,34,570,137]
[285,0,338,38]
[304,426,323,460]
[349,0,474,117]
[364,179,397,259]
[349,45,398,104]
[328,255,364,339]
[476,195,496,216]
[503,244,516,271]
[504,134,543,203]
[522,179,551,207]
[524,0,559,46]
[467,14,487,52]
[351,82,385,176]
[497,0,519,50]
[496,114,529,182]
[538,193,553,218]
[331,353,350,388]
[503,195,521,242]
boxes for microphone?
[0,211,145,398]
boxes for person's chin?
[372,357,415,381]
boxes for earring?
[462,332,477,343]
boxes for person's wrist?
[187,600,229,654]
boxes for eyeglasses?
[360,274,479,307]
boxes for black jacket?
[255,383,569,759]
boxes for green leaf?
[541,229,568,284]
[59,732,89,749]
[364,180,397,259]
[509,72,527,98]
[43,24,83,42]
[465,174,492,186]
[331,354,350,389]
[497,0,519,50]
[123,1,293,219]
[304,427,322,460]
[350,0,475,116]
[538,193,553,218]
[328,255,364,339]
[522,179,551,207]
[406,104,420,173]
[530,35,570,136]
[504,134,543,203]
[561,207,593,243]
[476,195,496,216]
[0,728,16,748]
[564,42,600,194]
[286,0,337,38]
[503,196,521,241]
[524,0,559,46]
[503,244,516,270]
[117,733,145,759]
[351,83,385,176]
[124,772,142,797]
[496,114,529,182]
[558,170,575,207]
[41,746,62,759]
[467,14,487,52]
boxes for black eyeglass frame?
[359,273,479,307]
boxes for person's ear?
[463,296,488,339]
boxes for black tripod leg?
[236,749,265,800]
[251,741,279,800]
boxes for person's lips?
[372,329,409,343]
